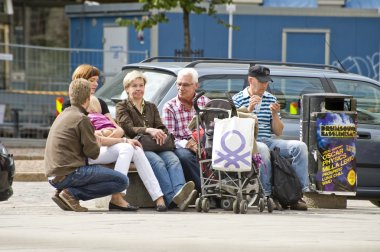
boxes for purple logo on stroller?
[214,130,251,168]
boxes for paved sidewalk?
[0,182,379,252]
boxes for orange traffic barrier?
[56,97,64,116]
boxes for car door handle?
[357,131,371,139]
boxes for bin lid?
[302,93,353,99]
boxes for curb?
[14,172,47,182]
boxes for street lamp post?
[226,4,236,59]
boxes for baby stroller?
[192,91,274,214]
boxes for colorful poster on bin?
[315,112,357,194]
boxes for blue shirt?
[232,88,278,139]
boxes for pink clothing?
[88,112,116,130]
[162,95,210,141]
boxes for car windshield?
[268,76,325,119]
[332,79,380,125]
[95,68,176,105]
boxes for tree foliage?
[116,0,236,56]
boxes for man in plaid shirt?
[162,68,210,193]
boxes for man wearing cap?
[232,65,309,210]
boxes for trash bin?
[301,93,357,195]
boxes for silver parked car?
[96,58,380,207]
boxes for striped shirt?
[162,95,210,142]
[232,88,279,139]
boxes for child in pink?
[87,96,116,137]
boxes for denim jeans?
[144,151,186,205]
[48,165,129,201]
[257,138,309,196]
[174,148,201,193]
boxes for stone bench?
[93,163,155,209]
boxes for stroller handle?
[193,90,206,113]
[226,92,238,117]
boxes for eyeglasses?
[176,82,193,88]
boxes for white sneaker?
[178,189,198,211]
[172,181,195,205]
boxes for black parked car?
[0,142,15,201]
[96,58,380,207]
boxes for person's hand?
[185,137,198,153]
[146,128,167,145]
[270,102,281,115]
[248,95,261,113]
[95,135,102,146]
[127,139,142,149]
[108,127,124,138]
[94,130,103,137]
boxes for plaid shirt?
[162,95,210,142]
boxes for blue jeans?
[174,148,201,192]
[257,138,309,196]
[48,165,129,201]
[144,151,186,205]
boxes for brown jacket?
[116,99,168,138]
[44,105,100,177]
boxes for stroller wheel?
[258,198,265,212]
[233,200,239,214]
[267,197,274,213]
[195,198,202,212]
[201,198,210,213]
[221,198,233,211]
[239,200,248,214]
[244,179,260,207]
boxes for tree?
[116,0,235,57]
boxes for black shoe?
[156,204,168,212]
[168,201,177,209]
[109,202,139,211]
[290,199,308,211]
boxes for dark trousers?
[174,148,201,193]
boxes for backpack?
[271,147,302,207]
[0,142,15,201]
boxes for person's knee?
[174,148,193,160]
[257,142,270,161]
[119,143,134,155]
[115,172,129,191]
[298,141,308,154]
[147,155,166,170]
[291,141,308,157]
[164,152,182,168]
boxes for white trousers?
[89,143,163,201]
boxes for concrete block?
[94,172,155,209]
[124,172,155,208]
[304,192,347,209]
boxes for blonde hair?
[87,96,102,113]
[69,79,91,106]
[123,70,147,89]
[72,64,100,81]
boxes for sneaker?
[51,190,72,211]
[172,181,195,205]
[290,199,308,211]
[178,189,198,211]
[59,189,88,212]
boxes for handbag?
[134,133,175,152]
[211,117,255,172]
